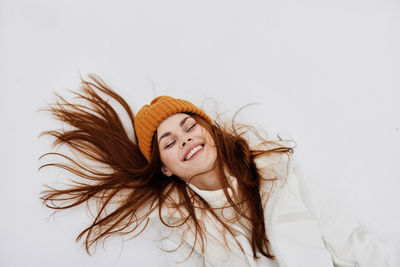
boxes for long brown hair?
[39,74,295,259]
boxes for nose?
[180,137,192,148]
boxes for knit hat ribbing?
[134,96,212,162]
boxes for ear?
[161,166,173,177]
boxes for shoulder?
[250,129,296,177]
[253,143,299,208]
[254,147,295,182]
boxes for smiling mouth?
[184,144,205,161]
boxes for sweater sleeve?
[144,212,211,267]
[160,237,211,267]
[292,158,400,267]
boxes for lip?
[182,142,205,161]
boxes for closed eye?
[165,140,175,149]
[164,122,196,149]
[186,123,197,132]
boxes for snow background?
[1,0,399,266]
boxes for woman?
[40,75,399,266]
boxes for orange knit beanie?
[134,96,212,162]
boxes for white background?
[1,0,399,266]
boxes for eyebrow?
[158,116,191,143]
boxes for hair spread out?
[39,74,295,260]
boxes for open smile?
[183,144,205,161]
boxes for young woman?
[40,75,399,267]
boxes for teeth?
[185,145,203,160]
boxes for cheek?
[159,148,169,163]
[202,133,217,160]
[198,127,213,143]
[204,132,216,148]
[159,147,178,168]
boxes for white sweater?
[151,153,400,267]
[187,175,279,267]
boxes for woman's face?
[156,113,217,181]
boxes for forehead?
[157,113,191,132]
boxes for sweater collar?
[186,174,238,207]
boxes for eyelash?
[187,123,197,132]
[164,123,197,149]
